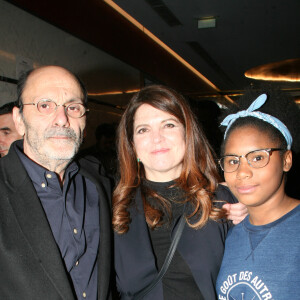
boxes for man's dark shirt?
[14,141,100,300]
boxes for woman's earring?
[137,158,141,184]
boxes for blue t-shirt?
[216,204,300,300]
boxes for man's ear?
[283,150,292,172]
[12,107,25,136]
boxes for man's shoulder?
[0,146,23,176]
[77,154,107,177]
[77,155,112,192]
[0,151,27,197]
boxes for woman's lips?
[236,185,257,194]
[151,148,169,154]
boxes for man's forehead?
[0,113,14,126]
[0,112,13,120]
[23,67,82,99]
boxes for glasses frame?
[22,99,89,118]
[218,148,285,173]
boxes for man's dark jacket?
[0,142,113,299]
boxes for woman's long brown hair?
[113,85,222,234]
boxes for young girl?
[216,91,300,299]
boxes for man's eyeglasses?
[22,99,89,118]
[218,148,284,173]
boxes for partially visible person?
[192,99,223,156]
[0,101,23,157]
[216,91,300,299]
[113,85,246,300]
[0,66,113,299]
[79,123,117,180]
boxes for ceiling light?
[198,17,216,29]
[88,89,140,96]
[245,58,300,82]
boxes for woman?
[113,85,245,300]
[216,91,300,299]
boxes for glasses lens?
[37,100,56,115]
[247,150,269,168]
[66,103,86,118]
[221,156,240,173]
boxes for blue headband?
[220,93,293,150]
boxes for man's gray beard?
[24,125,83,164]
[43,127,83,160]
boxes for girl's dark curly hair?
[220,84,300,154]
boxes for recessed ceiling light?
[198,17,216,29]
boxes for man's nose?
[0,133,5,144]
[52,105,70,127]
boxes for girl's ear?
[283,150,292,172]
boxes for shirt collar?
[14,140,79,187]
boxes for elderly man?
[0,101,23,157]
[0,66,112,299]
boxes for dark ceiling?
[113,0,300,102]
[6,0,300,105]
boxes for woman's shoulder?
[215,183,238,204]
